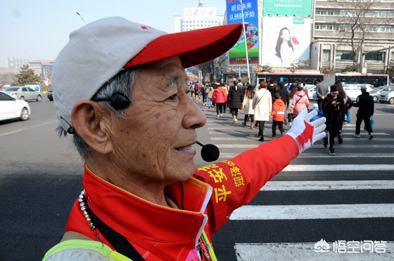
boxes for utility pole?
[239,0,251,83]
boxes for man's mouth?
[175,143,196,156]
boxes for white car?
[343,84,373,102]
[379,85,394,104]
[0,91,31,121]
[3,86,43,102]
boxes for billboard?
[226,0,259,64]
[263,0,312,17]
[261,17,311,68]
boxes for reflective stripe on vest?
[42,239,132,261]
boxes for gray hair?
[57,68,138,159]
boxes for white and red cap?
[53,17,242,132]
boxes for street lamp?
[239,0,251,83]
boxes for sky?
[0,0,226,68]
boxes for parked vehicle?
[370,85,387,103]
[3,86,43,102]
[0,91,31,121]
[47,90,53,101]
[343,84,373,102]
[379,85,394,104]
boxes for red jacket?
[271,98,286,122]
[212,88,227,104]
[65,135,299,260]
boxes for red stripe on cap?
[125,23,242,69]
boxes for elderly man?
[43,17,326,261]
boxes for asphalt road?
[0,99,393,260]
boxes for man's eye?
[167,94,178,101]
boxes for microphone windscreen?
[201,144,220,162]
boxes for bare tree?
[338,0,375,71]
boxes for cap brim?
[125,23,242,69]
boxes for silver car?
[3,86,43,102]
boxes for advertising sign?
[226,0,259,64]
[263,0,312,17]
[261,17,311,68]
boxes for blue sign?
[226,0,259,64]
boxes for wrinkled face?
[281,29,291,42]
[109,57,206,183]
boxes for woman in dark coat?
[323,85,345,156]
[228,82,244,122]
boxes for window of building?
[336,51,355,61]
[365,52,385,63]
[390,52,394,63]
[323,50,331,63]
[315,23,339,31]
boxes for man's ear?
[71,100,113,154]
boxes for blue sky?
[0,0,225,68]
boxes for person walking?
[253,81,272,142]
[336,81,352,144]
[242,84,255,128]
[228,82,244,122]
[286,84,297,125]
[290,84,310,117]
[323,85,345,156]
[212,84,227,117]
[271,92,286,137]
[206,83,214,109]
[218,82,228,114]
[353,86,374,139]
[316,79,328,111]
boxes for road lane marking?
[230,204,394,220]
[235,242,394,260]
[0,130,23,137]
[216,144,394,149]
[208,131,390,136]
[283,164,394,172]
[261,180,394,191]
[219,152,394,159]
[0,120,57,137]
[211,137,394,141]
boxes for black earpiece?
[108,93,131,110]
[92,92,131,110]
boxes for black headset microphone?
[90,93,220,162]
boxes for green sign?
[263,0,312,17]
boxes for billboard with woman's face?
[261,17,311,68]
[226,0,259,64]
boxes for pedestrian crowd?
[189,77,375,156]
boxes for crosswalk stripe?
[234,242,394,260]
[208,131,390,136]
[261,180,394,191]
[211,137,394,141]
[216,144,394,149]
[230,204,394,220]
[283,164,394,172]
[219,152,394,159]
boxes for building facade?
[174,7,223,32]
[312,0,394,73]
[219,0,394,77]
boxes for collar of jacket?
[66,164,213,260]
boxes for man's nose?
[182,98,206,129]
